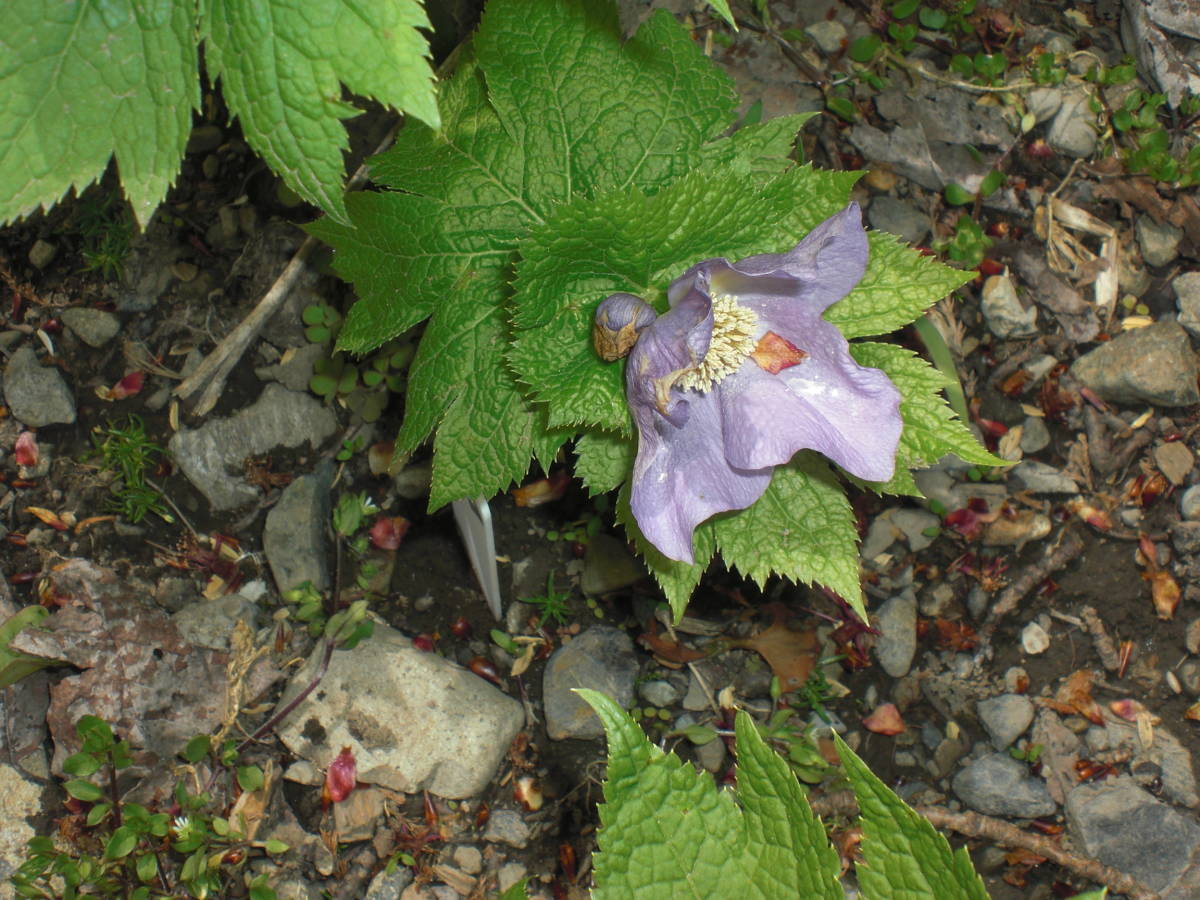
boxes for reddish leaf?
[639,621,707,666]
[369,516,410,550]
[323,747,357,806]
[511,470,570,507]
[14,431,38,467]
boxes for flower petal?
[628,385,771,562]
[718,315,901,482]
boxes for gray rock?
[498,863,528,895]
[981,273,1038,339]
[169,383,338,510]
[61,307,121,348]
[453,845,482,874]
[27,239,57,269]
[0,763,45,888]
[544,626,638,739]
[977,694,1035,748]
[1086,719,1198,808]
[1174,272,1200,338]
[1071,321,1199,407]
[873,85,1013,148]
[804,19,846,54]
[581,533,645,595]
[1010,460,1078,494]
[171,582,265,650]
[1066,777,1200,897]
[254,342,328,393]
[695,735,727,773]
[1172,520,1200,556]
[867,197,930,246]
[365,866,414,900]
[953,752,1056,817]
[264,461,335,595]
[2,346,75,426]
[638,680,679,708]
[1020,416,1051,454]
[483,809,530,848]
[891,508,941,551]
[1046,89,1098,158]
[873,590,917,678]
[1181,484,1200,520]
[1138,216,1184,267]
[1121,0,1200,110]
[274,622,523,798]
[1025,86,1063,123]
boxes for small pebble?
[1021,622,1051,655]
[1186,619,1200,655]
[1181,485,1200,520]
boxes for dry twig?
[980,530,1085,642]
[174,122,400,416]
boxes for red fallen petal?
[511,470,571,507]
[862,703,905,735]
[976,258,1004,277]
[14,431,38,467]
[369,515,410,550]
[323,747,357,804]
[750,331,808,375]
[1109,698,1145,721]
[98,370,145,401]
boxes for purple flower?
[594,203,902,563]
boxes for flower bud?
[593,293,657,361]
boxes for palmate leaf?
[313,0,769,508]
[0,0,198,227]
[0,0,436,229]
[582,690,842,899]
[201,0,438,227]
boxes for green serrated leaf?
[850,343,1004,472]
[826,232,972,339]
[837,734,990,900]
[574,431,634,496]
[693,113,816,177]
[705,0,738,30]
[714,454,865,621]
[508,166,857,433]
[581,690,841,899]
[201,0,438,226]
[0,1,198,227]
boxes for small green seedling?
[90,416,172,524]
[523,573,572,626]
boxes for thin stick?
[174,122,401,417]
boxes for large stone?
[1137,215,1183,267]
[169,383,338,510]
[1047,88,1098,158]
[866,197,930,246]
[1174,271,1200,338]
[543,626,637,740]
[977,694,1035,748]
[264,461,335,595]
[1066,777,1200,897]
[1071,321,1199,407]
[275,623,524,798]
[953,752,1056,817]
[2,346,75,427]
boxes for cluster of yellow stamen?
[678,295,758,393]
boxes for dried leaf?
[25,506,72,531]
[1057,669,1105,725]
[511,470,570,507]
[727,605,818,692]
[638,622,707,666]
